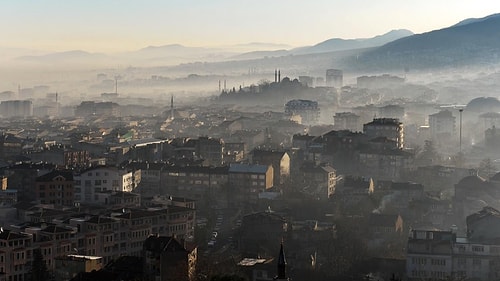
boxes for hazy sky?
[2,0,500,53]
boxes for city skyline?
[2,0,500,53]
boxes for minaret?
[56,92,59,117]
[275,242,289,281]
[170,94,174,120]
[278,70,281,82]
[275,69,277,83]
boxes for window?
[473,246,484,252]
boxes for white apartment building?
[74,166,138,204]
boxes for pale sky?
[2,0,500,53]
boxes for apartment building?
[407,207,500,281]
[363,118,404,149]
[34,170,74,207]
[74,166,137,204]
[0,229,33,281]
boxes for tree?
[30,248,49,281]
[415,140,440,166]
[478,158,498,179]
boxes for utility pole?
[459,108,463,154]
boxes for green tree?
[30,248,49,281]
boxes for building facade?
[363,118,404,149]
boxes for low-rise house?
[238,212,287,257]
[143,235,197,281]
[251,149,290,186]
[54,255,103,281]
[335,176,374,206]
[367,214,404,257]
[299,164,337,199]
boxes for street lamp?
[459,109,463,154]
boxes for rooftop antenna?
[114,75,119,95]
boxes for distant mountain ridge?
[453,13,500,27]
[353,13,500,70]
[17,50,108,62]
[293,29,414,54]
[231,29,413,60]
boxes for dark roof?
[41,225,75,234]
[456,175,486,187]
[229,163,269,174]
[491,172,500,181]
[0,229,31,241]
[12,201,38,211]
[429,110,454,118]
[243,212,286,223]
[369,214,401,227]
[86,216,117,224]
[143,235,187,253]
[343,176,371,189]
[124,162,166,171]
[163,165,229,174]
[301,165,335,174]
[114,206,193,220]
[391,182,423,190]
[36,170,73,182]
[364,118,402,126]
[466,206,500,227]
[252,149,288,159]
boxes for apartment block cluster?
[407,207,500,281]
[0,187,196,281]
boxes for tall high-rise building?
[0,100,33,118]
[326,69,343,88]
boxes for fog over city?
[3,2,500,281]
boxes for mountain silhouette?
[293,29,413,55]
[354,14,500,70]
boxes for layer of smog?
[1,5,500,281]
